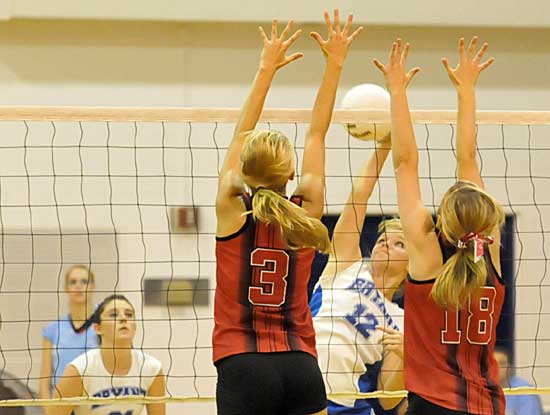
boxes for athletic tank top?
[310,260,403,408]
[70,348,162,415]
[404,236,505,415]
[213,193,317,363]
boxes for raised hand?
[258,19,303,71]
[442,36,494,91]
[378,325,404,358]
[310,9,363,66]
[373,39,421,95]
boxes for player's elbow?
[393,157,417,177]
[457,151,477,166]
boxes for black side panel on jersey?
[480,346,503,415]
[239,193,256,352]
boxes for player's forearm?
[351,146,390,207]
[39,377,51,400]
[456,87,478,171]
[234,66,277,138]
[39,378,54,415]
[378,351,405,409]
[219,66,277,178]
[334,147,390,236]
[307,60,343,142]
[390,90,418,170]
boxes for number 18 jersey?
[213,193,317,364]
[404,239,505,415]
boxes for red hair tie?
[456,232,494,263]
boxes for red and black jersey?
[404,237,506,415]
[213,193,317,364]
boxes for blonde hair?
[65,264,95,286]
[240,130,331,253]
[432,181,505,309]
[377,217,403,236]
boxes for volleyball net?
[0,107,549,409]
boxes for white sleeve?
[144,354,162,378]
[68,350,91,376]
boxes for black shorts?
[216,351,327,415]
[406,393,470,415]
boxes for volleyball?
[341,83,391,141]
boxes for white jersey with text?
[70,348,162,415]
[310,260,404,408]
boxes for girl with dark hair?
[51,295,165,415]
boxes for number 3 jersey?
[405,238,505,415]
[213,193,317,364]
[70,348,162,415]
[309,260,404,408]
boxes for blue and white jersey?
[310,260,404,409]
[70,348,162,415]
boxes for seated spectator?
[494,347,543,415]
[0,380,23,415]
[0,369,44,415]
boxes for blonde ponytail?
[432,180,504,309]
[432,247,488,309]
[252,188,331,253]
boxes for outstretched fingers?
[441,57,459,83]
[258,26,268,43]
[333,9,341,34]
[349,26,364,41]
[458,37,466,60]
[406,67,422,85]
[271,19,278,39]
[309,31,324,47]
[342,13,353,36]
[284,28,302,48]
[373,58,386,74]
[279,20,294,40]
[474,42,489,62]
[401,42,411,65]
[479,56,495,72]
[467,36,478,59]
[324,11,333,35]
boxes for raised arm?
[442,36,494,188]
[374,40,439,279]
[324,142,390,276]
[216,20,303,202]
[442,37,501,271]
[296,10,362,219]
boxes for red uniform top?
[405,238,506,415]
[212,193,317,364]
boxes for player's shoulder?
[319,260,370,286]
[509,376,532,388]
[132,350,162,376]
[70,348,101,375]
[386,300,404,316]
[42,315,70,339]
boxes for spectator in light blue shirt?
[494,347,543,415]
[38,265,99,400]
